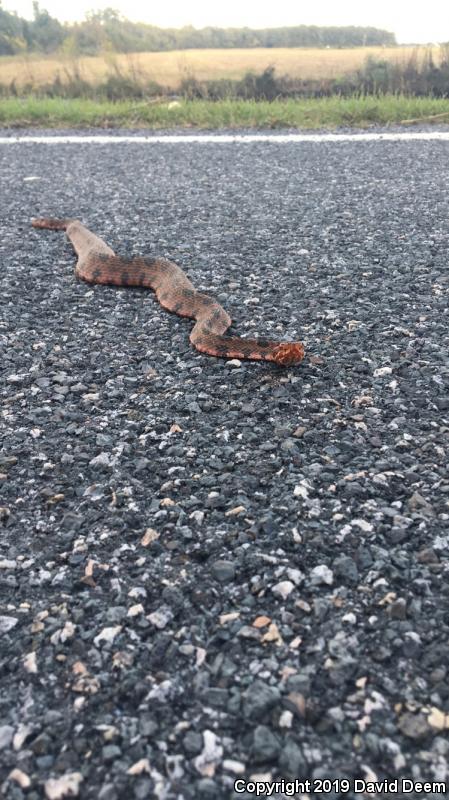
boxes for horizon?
[2,0,449,46]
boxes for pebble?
[243,681,281,721]
[252,725,281,762]
[0,725,14,750]
[310,565,334,585]
[211,560,236,582]
[271,580,295,599]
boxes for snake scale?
[32,218,305,366]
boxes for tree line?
[0,3,396,56]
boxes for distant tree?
[85,7,121,24]
[28,2,64,52]
[0,1,26,54]
[0,5,397,55]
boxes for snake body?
[32,218,304,366]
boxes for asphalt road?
[1,130,449,800]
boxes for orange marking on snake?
[32,217,305,366]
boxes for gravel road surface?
[1,131,449,800]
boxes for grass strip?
[1,95,449,129]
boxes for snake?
[31,218,305,366]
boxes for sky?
[3,0,449,45]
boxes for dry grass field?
[0,46,441,90]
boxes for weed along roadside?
[1,95,449,129]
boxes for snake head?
[271,342,305,366]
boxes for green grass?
[1,95,449,129]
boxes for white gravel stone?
[310,565,334,585]
[271,580,295,599]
